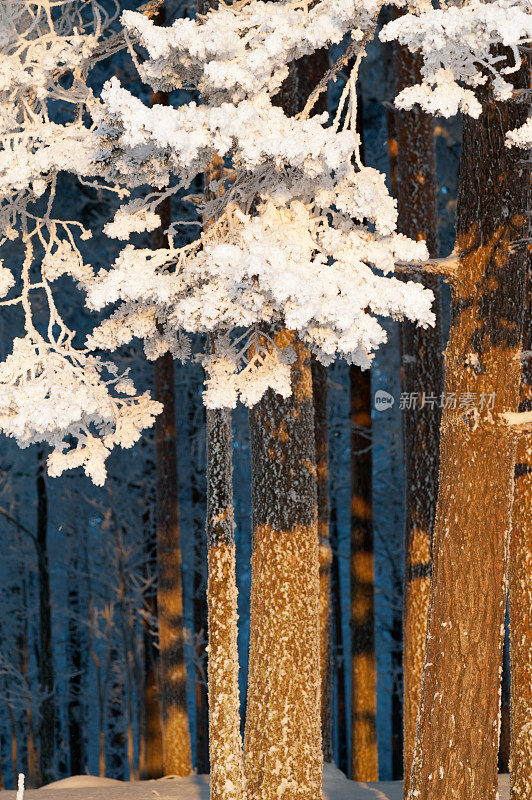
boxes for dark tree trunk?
[312,359,334,763]
[36,448,55,785]
[151,62,192,773]
[67,534,86,775]
[331,497,348,774]
[349,365,378,780]
[390,33,444,796]
[154,347,192,776]
[295,46,334,765]
[408,71,529,800]
[142,483,164,780]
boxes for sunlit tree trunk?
[391,36,444,794]
[245,328,322,800]
[36,448,55,785]
[408,74,528,800]
[509,232,532,800]
[206,404,245,800]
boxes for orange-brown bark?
[391,38,444,794]
[408,77,528,799]
[245,331,322,800]
[509,252,532,800]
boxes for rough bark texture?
[245,329,322,800]
[153,213,191,777]
[331,497,348,774]
[408,76,528,800]
[296,46,334,765]
[151,54,192,774]
[206,406,245,800]
[509,239,532,800]
[392,39,444,795]
[349,365,378,781]
[312,359,334,763]
[154,347,192,777]
[36,448,55,786]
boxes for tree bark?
[509,225,532,800]
[349,364,378,781]
[206,405,245,800]
[151,57,193,774]
[142,474,164,780]
[331,497,348,774]
[66,530,87,776]
[408,74,528,800]
[245,328,322,800]
[36,447,55,786]
[391,37,444,795]
[154,345,192,776]
[312,359,334,763]
[296,47,334,765]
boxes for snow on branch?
[381,0,532,119]
[0,0,440,482]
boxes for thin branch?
[394,252,461,282]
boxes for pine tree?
[391,31,443,794]
[246,328,322,800]
[407,74,529,800]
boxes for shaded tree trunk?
[349,364,378,781]
[151,57,192,774]
[154,344,192,776]
[330,493,348,773]
[142,465,164,780]
[36,448,55,785]
[391,36,444,795]
[66,531,87,776]
[296,48,334,765]
[312,359,334,763]
[408,75,529,800]
[206,404,245,800]
[245,328,322,800]
[509,223,532,800]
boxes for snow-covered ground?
[1,764,510,800]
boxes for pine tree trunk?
[331,497,348,774]
[312,359,334,763]
[245,329,322,800]
[206,405,245,800]
[408,75,528,800]
[67,532,86,775]
[36,448,55,785]
[296,47,334,766]
[142,480,164,779]
[349,365,378,781]
[391,39,444,795]
[154,347,192,776]
[151,67,192,770]
[509,236,532,800]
